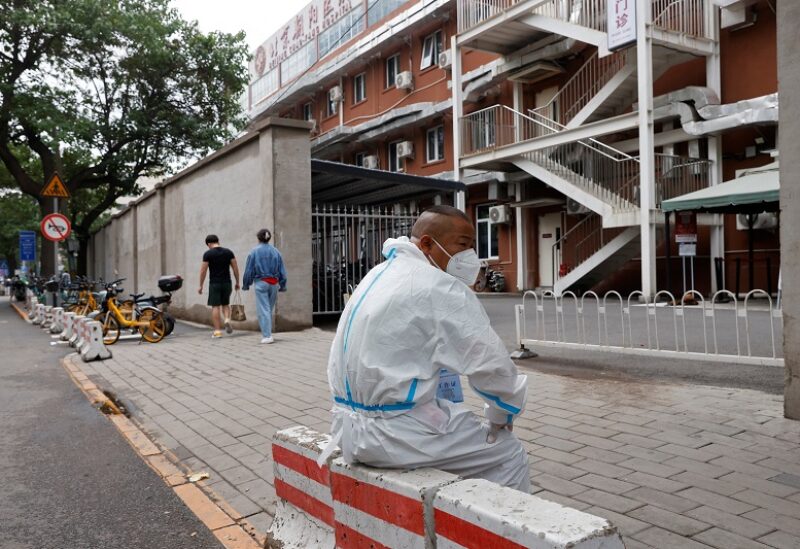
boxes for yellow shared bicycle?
[99,279,167,345]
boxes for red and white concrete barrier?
[60,312,76,341]
[69,315,85,347]
[40,305,54,330]
[434,478,625,549]
[269,427,625,549]
[267,426,337,549]
[32,303,45,325]
[50,307,64,334]
[330,459,457,549]
[80,320,111,362]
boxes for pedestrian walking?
[242,229,287,344]
[198,234,240,338]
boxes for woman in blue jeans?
[242,229,287,344]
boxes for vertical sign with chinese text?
[607,0,637,50]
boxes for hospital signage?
[251,0,361,75]
[607,0,637,51]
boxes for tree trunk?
[77,235,90,277]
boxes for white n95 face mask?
[431,238,482,287]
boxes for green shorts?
[208,281,232,306]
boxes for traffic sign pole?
[53,197,59,277]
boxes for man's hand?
[486,422,513,444]
[198,287,203,295]
[235,283,241,291]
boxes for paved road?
[478,295,784,395]
[0,298,222,549]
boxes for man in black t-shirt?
[199,234,240,338]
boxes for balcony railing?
[655,154,711,205]
[458,0,709,39]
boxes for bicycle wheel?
[102,313,121,345]
[138,308,167,343]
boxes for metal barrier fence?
[515,289,784,367]
[312,205,417,315]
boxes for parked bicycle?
[99,279,167,345]
[474,261,506,293]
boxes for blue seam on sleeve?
[405,378,418,403]
[473,387,522,415]
[507,413,513,424]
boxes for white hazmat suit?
[323,237,530,491]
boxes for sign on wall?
[675,211,698,244]
[251,0,361,76]
[607,0,637,51]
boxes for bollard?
[27,296,39,319]
[50,307,64,334]
[74,317,88,351]
[32,304,45,325]
[80,320,111,362]
[69,315,85,347]
[41,306,54,330]
[60,312,76,341]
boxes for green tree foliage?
[0,191,38,272]
[0,0,250,273]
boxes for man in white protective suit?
[321,205,530,492]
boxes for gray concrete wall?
[135,191,163,297]
[88,118,313,331]
[779,2,800,418]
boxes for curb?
[10,301,31,323]
[59,354,263,549]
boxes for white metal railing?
[458,0,709,39]
[652,0,707,38]
[530,48,630,127]
[515,289,784,366]
[655,154,711,204]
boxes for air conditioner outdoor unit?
[308,119,318,133]
[397,141,414,159]
[566,198,590,215]
[438,49,452,70]
[363,155,379,169]
[489,204,511,224]
[328,86,344,103]
[396,71,414,90]
[736,212,778,231]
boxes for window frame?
[476,203,500,260]
[420,30,443,71]
[354,152,366,166]
[326,88,338,118]
[388,140,403,172]
[302,102,313,121]
[353,72,367,104]
[426,125,445,163]
[385,53,400,89]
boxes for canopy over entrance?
[662,163,779,213]
[311,159,466,206]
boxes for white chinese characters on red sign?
[607,0,637,50]
[41,213,72,242]
[250,0,360,75]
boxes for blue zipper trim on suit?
[338,247,400,412]
[404,378,418,403]
[473,388,522,415]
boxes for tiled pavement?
[77,327,800,548]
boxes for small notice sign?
[41,173,70,198]
[607,0,637,51]
[675,211,698,244]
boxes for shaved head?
[412,205,476,271]
[411,205,471,240]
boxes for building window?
[280,41,318,86]
[354,152,366,166]
[368,0,406,26]
[327,89,338,117]
[426,125,445,162]
[476,204,499,260]
[353,73,366,104]
[302,102,313,121]
[388,141,403,172]
[318,3,366,58]
[420,30,443,70]
[386,54,400,88]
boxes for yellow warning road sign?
[41,173,70,198]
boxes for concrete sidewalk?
[76,327,800,548]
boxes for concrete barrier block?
[50,307,64,334]
[41,306,53,330]
[434,479,625,549]
[80,320,111,362]
[75,317,89,352]
[267,426,338,549]
[27,296,38,319]
[330,458,459,549]
[69,315,85,347]
[60,312,76,341]
[32,304,45,325]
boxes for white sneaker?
[260,336,274,344]
[224,318,233,334]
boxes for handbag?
[230,290,246,322]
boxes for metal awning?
[662,165,779,213]
[311,159,466,206]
